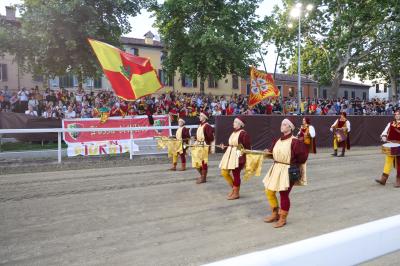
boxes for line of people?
[163,110,398,229]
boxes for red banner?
[62,115,170,143]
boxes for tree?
[265,0,394,98]
[152,0,261,94]
[8,0,152,84]
[348,5,400,100]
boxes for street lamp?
[289,2,313,115]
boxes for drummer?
[376,110,400,187]
[330,112,351,157]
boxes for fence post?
[58,132,62,163]
[129,130,133,160]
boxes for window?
[208,75,218,88]
[59,73,74,88]
[131,48,139,56]
[0,64,7,81]
[158,70,174,86]
[384,84,387,93]
[363,92,367,100]
[181,74,194,87]
[323,89,327,99]
[232,74,239,90]
[375,84,380,93]
[344,90,348,99]
[314,88,318,98]
[351,91,355,99]
[288,87,295,97]
[277,85,283,96]
[33,74,43,82]
[94,77,102,88]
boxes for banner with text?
[62,115,170,157]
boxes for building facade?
[320,80,370,100]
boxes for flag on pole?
[88,39,162,101]
[248,66,280,107]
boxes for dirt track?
[0,147,399,265]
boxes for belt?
[273,160,290,165]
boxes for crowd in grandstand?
[0,86,398,119]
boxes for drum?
[335,128,346,143]
[381,143,400,156]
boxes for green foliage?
[152,0,261,84]
[1,0,152,80]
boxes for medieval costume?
[376,110,400,187]
[330,112,351,157]
[263,118,309,228]
[193,112,214,184]
[170,118,191,171]
[297,117,316,153]
[219,117,251,200]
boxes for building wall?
[320,86,370,100]
[0,54,42,90]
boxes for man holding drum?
[376,110,400,187]
[219,116,251,200]
[330,112,351,157]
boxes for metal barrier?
[205,214,400,266]
[0,125,200,163]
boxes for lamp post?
[288,3,313,115]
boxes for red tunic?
[335,118,351,150]
[237,130,251,165]
[298,125,317,154]
[387,121,400,141]
[198,122,214,145]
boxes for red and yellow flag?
[248,66,280,107]
[88,39,162,101]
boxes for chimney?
[144,31,155,45]
[5,6,16,20]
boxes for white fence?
[0,125,200,163]
[205,214,400,266]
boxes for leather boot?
[196,168,207,184]
[196,168,202,180]
[375,173,389,186]
[178,163,186,171]
[331,150,337,156]
[169,163,177,171]
[394,176,400,188]
[227,186,240,200]
[338,146,345,157]
[264,207,279,223]
[273,210,288,228]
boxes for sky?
[0,0,283,72]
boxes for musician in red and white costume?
[376,110,400,187]
[297,117,316,154]
[330,112,351,157]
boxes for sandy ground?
[0,147,399,265]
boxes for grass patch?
[0,142,68,152]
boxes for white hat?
[234,117,245,128]
[282,118,295,131]
[178,118,185,124]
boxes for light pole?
[288,3,313,115]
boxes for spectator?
[25,105,38,116]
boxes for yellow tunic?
[263,136,293,191]
[219,130,242,170]
[176,127,183,140]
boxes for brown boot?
[178,163,186,171]
[196,169,207,184]
[273,210,288,228]
[394,176,400,188]
[227,186,240,200]
[375,173,389,186]
[331,150,337,156]
[169,163,177,171]
[264,207,279,223]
